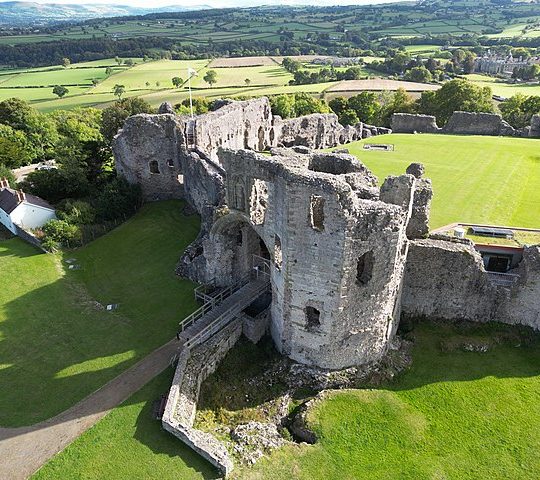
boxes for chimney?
[0,177,8,189]
[16,190,26,203]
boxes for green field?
[32,321,540,480]
[465,74,540,98]
[0,200,199,427]
[32,369,215,480]
[346,134,540,229]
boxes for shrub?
[94,177,142,222]
[42,219,81,248]
[57,200,96,225]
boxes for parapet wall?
[402,238,540,330]
[391,111,540,138]
[161,319,243,476]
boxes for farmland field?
[465,74,540,98]
[346,134,540,229]
[0,201,199,427]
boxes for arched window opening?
[305,306,321,331]
[357,251,374,285]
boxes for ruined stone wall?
[402,238,540,330]
[390,111,540,138]
[204,148,429,369]
[113,114,184,201]
[442,111,516,136]
[391,113,441,134]
[530,114,540,137]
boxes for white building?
[0,178,56,234]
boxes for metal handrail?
[178,275,250,333]
[184,278,270,349]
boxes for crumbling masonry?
[113,97,540,475]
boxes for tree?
[417,79,494,125]
[124,58,134,67]
[348,92,381,124]
[404,66,433,83]
[500,94,540,128]
[339,109,360,126]
[100,97,155,144]
[203,70,218,87]
[115,56,122,66]
[113,84,125,99]
[0,98,59,162]
[62,57,70,68]
[245,78,251,86]
[105,67,113,75]
[52,85,69,98]
[0,124,33,168]
[172,76,184,88]
[328,96,349,116]
[91,78,99,87]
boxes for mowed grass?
[465,74,540,98]
[191,64,293,89]
[0,200,200,427]
[346,134,540,228]
[33,322,540,480]
[240,322,540,480]
[32,369,215,480]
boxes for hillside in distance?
[0,1,211,26]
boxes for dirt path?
[0,338,181,480]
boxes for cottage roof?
[0,187,54,214]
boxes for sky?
[6,0,404,8]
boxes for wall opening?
[257,126,265,151]
[149,160,160,174]
[269,128,275,145]
[234,183,246,211]
[356,251,374,285]
[305,306,321,331]
[310,195,325,232]
[244,129,250,149]
[236,231,243,246]
[274,234,282,270]
[250,179,269,225]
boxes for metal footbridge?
[177,256,271,349]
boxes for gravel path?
[0,338,181,480]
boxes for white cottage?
[0,178,56,234]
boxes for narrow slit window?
[149,160,160,174]
[305,306,321,331]
[310,195,325,231]
[274,234,282,270]
[356,251,374,285]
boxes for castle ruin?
[113,97,540,475]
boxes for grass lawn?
[33,321,540,480]
[345,134,540,229]
[32,369,215,480]
[239,322,540,480]
[191,64,293,89]
[0,200,200,427]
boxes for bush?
[56,200,96,225]
[94,177,142,222]
[0,164,16,186]
[42,219,81,248]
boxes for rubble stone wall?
[162,319,243,476]
[204,148,429,369]
[402,238,540,330]
[391,113,441,134]
[390,111,540,138]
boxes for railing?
[194,280,217,304]
[487,271,520,287]
[252,254,271,279]
[183,277,270,350]
[178,275,250,334]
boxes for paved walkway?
[0,338,181,480]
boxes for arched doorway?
[210,212,271,284]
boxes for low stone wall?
[390,111,540,138]
[391,113,441,134]
[442,111,516,136]
[14,225,47,253]
[162,319,243,476]
[402,237,540,330]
